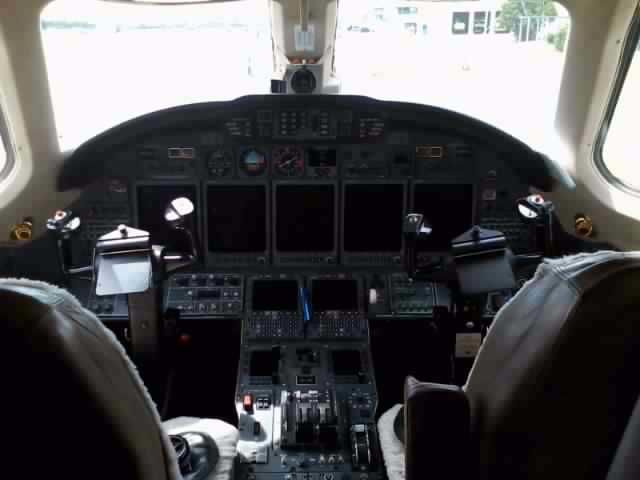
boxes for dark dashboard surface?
[59,95,554,270]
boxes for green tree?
[499,0,558,41]
[547,23,569,52]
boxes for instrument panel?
[43,97,558,480]
[63,96,540,271]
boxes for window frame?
[473,11,487,35]
[595,6,640,195]
[0,107,14,181]
[452,11,470,35]
[494,11,509,34]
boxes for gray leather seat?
[0,279,238,480]
[378,251,640,480]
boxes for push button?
[243,394,253,413]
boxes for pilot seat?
[0,278,238,480]
[378,251,640,480]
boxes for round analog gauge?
[273,146,304,177]
[240,148,267,176]
[208,149,233,177]
[107,178,127,194]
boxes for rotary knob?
[574,214,594,238]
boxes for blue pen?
[300,287,311,323]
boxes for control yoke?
[46,210,91,278]
[403,213,432,281]
[162,197,198,274]
[517,194,555,257]
[47,197,199,366]
[403,213,517,296]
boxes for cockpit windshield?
[335,0,570,147]
[41,0,272,150]
[42,0,571,151]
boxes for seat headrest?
[0,279,179,480]
[466,251,640,479]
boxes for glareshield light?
[165,197,194,224]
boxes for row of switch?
[171,301,242,315]
[394,303,434,313]
[178,289,241,300]
[173,274,242,288]
[282,454,345,467]
[282,473,337,480]
[89,302,114,314]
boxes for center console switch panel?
[236,344,382,480]
[164,273,243,317]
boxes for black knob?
[170,435,192,474]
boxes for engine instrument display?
[275,184,336,253]
[207,184,267,254]
[344,183,404,252]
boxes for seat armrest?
[404,376,471,480]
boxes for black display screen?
[344,183,404,252]
[312,279,359,311]
[308,147,337,167]
[413,184,473,251]
[250,350,275,377]
[276,184,335,252]
[252,279,299,311]
[136,184,198,251]
[332,350,362,376]
[207,185,267,253]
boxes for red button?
[243,394,253,413]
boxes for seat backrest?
[465,252,640,480]
[0,279,179,480]
[606,392,640,480]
